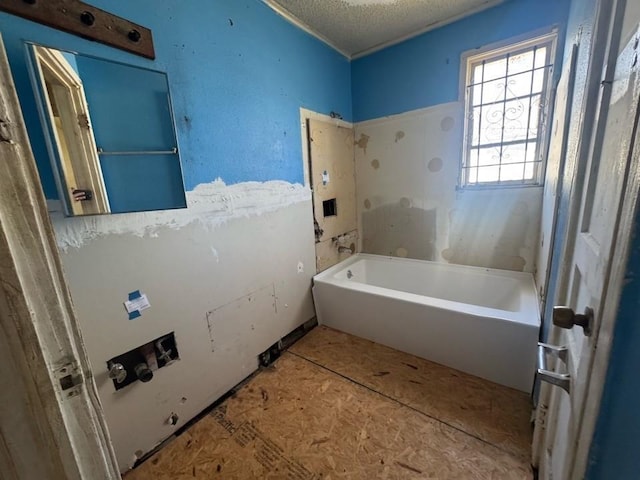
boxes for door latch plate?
[55,362,83,399]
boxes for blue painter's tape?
[128,290,141,301]
[129,310,141,320]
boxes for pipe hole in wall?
[323,198,337,217]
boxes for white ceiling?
[265,0,504,59]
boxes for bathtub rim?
[313,253,541,328]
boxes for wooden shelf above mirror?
[0,0,155,59]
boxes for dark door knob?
[552,306,594,336]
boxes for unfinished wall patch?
[441,116,455,131]
[49,179,311,250]
[206,285,278,354]
[428,157,443,172]
[354,133,370,153]
[445,196,535,271]
[362,205,436,261]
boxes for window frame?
[459,29,558,190]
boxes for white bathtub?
[312,254,540,392]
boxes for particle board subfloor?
[288,326,533,460]
[125,326,533,479]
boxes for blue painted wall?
[0,0,352,199]
[586,199,640,479]
[61,51,78,73]
[75,56,186,212]
[351,0,572,122]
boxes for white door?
[0,33,119,479]
[534,1,640,478]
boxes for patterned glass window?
[462,34,556,187]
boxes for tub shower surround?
[355,102,543,273]
[313,253,540,392]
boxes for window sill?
[456,182,544,192]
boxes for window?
[461,33,556,187]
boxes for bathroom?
[1,0,640,478]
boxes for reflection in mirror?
[28,45,187,216]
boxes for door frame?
[31,45,110,215]
[0,34,119,479]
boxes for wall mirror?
[27,44,187,216]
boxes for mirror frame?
[24,42,186,217]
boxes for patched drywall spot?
[206,284,276,352]
[395,131,405,143]
[371,159,380,170]
[355,133,370,153]
[364,198,372,210]
[362,204,436,261]
[498,256,527,271]
[491,201,530,271]
[445,199,531,272]
[441,116,455,132]
[428,157,443,173]
[396,247,409,258]
[400,197,411,208]
[210,246,220,263]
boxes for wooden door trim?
[0,33,119,479]
[32,45,110,215]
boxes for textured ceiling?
[265,0,504,58]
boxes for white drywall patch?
[51,179,311,250]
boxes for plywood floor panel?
[289,326,532,460]
[126,349,532,479]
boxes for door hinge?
[0,117,14,143]
[534,402,549,429]
[77,113,90,130]
[55,361,83,399]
